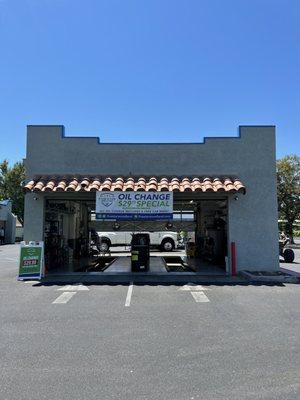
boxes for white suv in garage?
[96,231,178,252]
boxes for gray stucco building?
[0,200,16,244]
[23,125,278,275]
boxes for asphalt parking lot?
[0,244,299,400]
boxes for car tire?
[283,248,295,263]
[99,240,110,252]
[161,239,174,252]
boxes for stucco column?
[23,193,45,241]
[227,188,279,272]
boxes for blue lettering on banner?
[96,213,173,221]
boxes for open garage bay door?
[43,196,229,276]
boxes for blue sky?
[0,0,299,164]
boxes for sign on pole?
[96,191,173,220]
[18,241,44,280]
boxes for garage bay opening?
[44,196,228,276]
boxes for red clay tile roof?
[24,176,246,194]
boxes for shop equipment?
[131,233,150,272]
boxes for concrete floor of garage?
[45,252,227,284]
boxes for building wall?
[0,201,11,220]
[24,125,278,271]
[0,201,16,244]
[15,226,24,242]
[5,213,16,244]
[24,193,44,242]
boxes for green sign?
[18,244,43,279]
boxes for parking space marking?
[191,291,210,303]
[179,284,210,291]
[125,283,134,307]
[57,284,89,291]
[52,291,76,304]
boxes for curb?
[37,273,249,285]
[240,271,300,284]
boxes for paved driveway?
[0,244,299,400]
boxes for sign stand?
[18,241,44,280]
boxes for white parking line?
[191,291,210,303]
[179,284,210,291]
[52,292,76,304]
[125,283,134,307]
[57,284,89,291]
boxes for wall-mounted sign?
[18,241,44,280]
[96,191,173,221]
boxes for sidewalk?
[280,264,300,279]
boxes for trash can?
[131,233,150,272]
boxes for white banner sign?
[96,191,173,220]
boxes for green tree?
[277,155,300,243]
[0,160,25,225]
